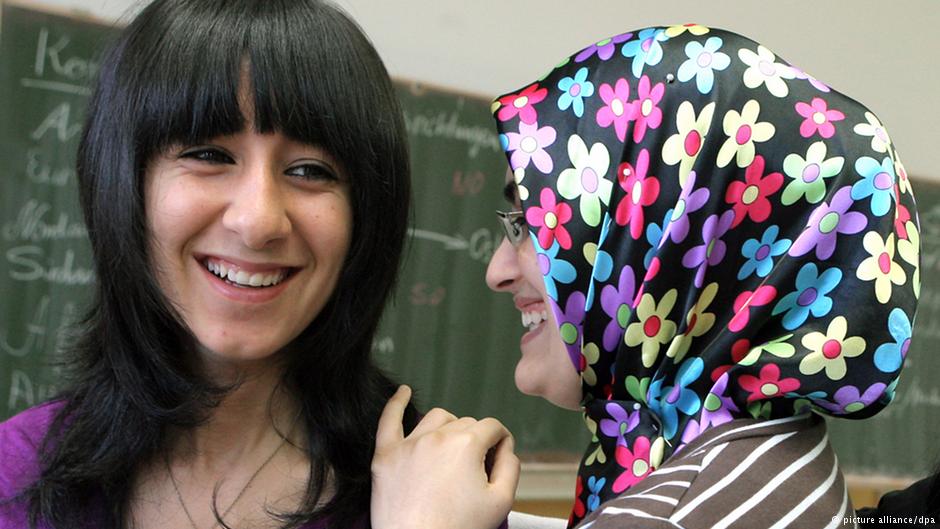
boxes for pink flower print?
[615,149,660,239]
[631,75,665,142]
[795,98,845,139]
[504,121,557,173]
[496,84,548,124]
[596,78,637,142]
[738,363,801,403]
[525,188,573,250]
[728,285,777,332]
[724,155,783,228]
[895,202,911,239]
[612,436,653,493]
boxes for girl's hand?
[371,386,520,529]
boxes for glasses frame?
[496,209,527,246]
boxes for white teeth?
[521,310,547,331]
[204,260,287,288]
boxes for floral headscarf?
[492,25,919,527]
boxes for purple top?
[0,401,341,529]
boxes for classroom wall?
[20,0,940,182]
[7,0,938,515]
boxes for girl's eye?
[286,162,339,182]
[179,147,234,164]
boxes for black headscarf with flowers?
[492,24,919,527]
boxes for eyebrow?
[502,181,517,206]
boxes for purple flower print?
[817,383,886,414]
[600,266,637,352]
[682,210,735,288]
[599,403,641,446]
[681,373,740,447]
[789,186,867,260]
[575,32,634,62]
[556,292,587,369]
[504,121,557,173]
[663,171,710,244]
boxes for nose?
[486,237,521,292]
[222,166,292,249]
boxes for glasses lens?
[497,210,526,246]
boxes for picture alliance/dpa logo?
[836,515,938,526]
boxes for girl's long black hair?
[23,1,417,527]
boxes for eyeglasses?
[496,210,528,246]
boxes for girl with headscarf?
[495,23,920,528]
[375,23,919,529]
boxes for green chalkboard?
[0,2,587,456]
[0,2,113,414]
[0,2,935,475]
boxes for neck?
[170,355,302,471]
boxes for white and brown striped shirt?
[577,414,855,529]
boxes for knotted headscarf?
[492,25,919,527]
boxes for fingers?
[376,385,411,448]
[487,434,520,500]
[409,407,459,437]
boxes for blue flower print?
[851,156,896,217]
[648,357,704,439]
[587,476,606,512]
[676,37,731,94]
[874,307,912,373]
[534,237,577,301]
[771,263,842,330]
[644,209,673,268]
[738,225,792,280]
[586,215,614,311]
[881,376,900,404]
[557,67,595,118]
[621,28,668,77]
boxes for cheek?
[518,242,549,297]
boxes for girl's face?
[145,128,352,368]
[485,173,582,411]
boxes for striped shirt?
[577,414,856,529]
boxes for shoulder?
[578,414,851,529]
[0,400,66,498]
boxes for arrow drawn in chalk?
[408,228,469,250]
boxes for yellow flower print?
[584,416,607,465]
[716,99,775,168]
[662,101,716,187]
[853,111,892,154]
[895,159,912,195]
[581,342,601,386]
[738,334,795,366]
[625,289,678,367]
[897,221,920,299]
[799,316,866,380]
[664,282,718,363]
[856,232,906,304]
[738,45,795,97]
[665,23,710,37]
[513,167,529,201]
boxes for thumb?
[376,385,411,449]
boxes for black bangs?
[119,0,395,180]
